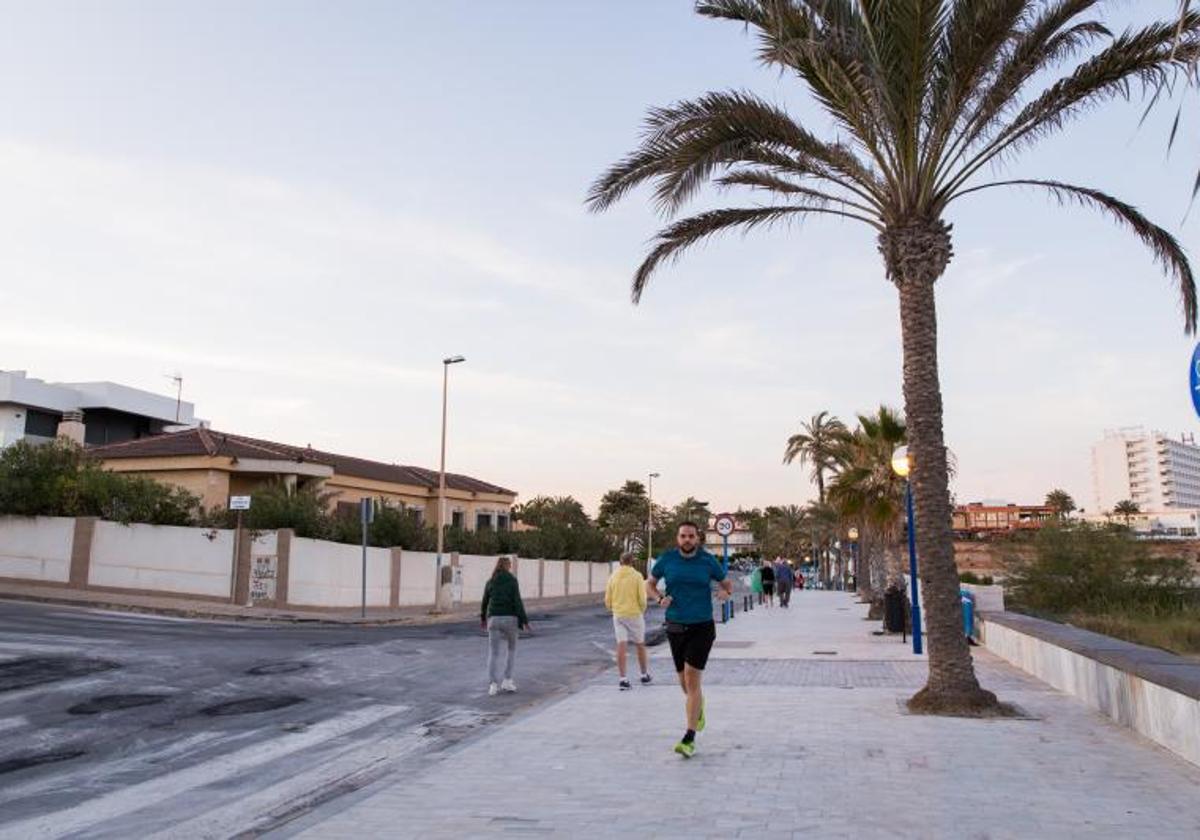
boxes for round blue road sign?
[1191,342,1200,420]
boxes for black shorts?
[666,620,717,672]
[762,582,775,595]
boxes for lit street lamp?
[436,355,466,611]
[847,526,859,591]
[647,472,660,571]
[891,446,922,654]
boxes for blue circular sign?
[1191,342,1200,420]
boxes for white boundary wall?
[289,537,390,607]
[515,557,540,599]
[542,560,565,597]
[89,521,234,598]
[568,561,590,595]
[399,551,437,607]
[0,516,73,583]
[458,554,496,603]
[980,617,1200,768]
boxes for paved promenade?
[278,591,1200,839]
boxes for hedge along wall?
[288,536,391,608]
[89,521,234,598]
[0,515,74,584]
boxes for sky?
[0,1,1198,516]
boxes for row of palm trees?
[589,0,1199,714]
[784,409,909,601]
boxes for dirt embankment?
[953,539,1200,577]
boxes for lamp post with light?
[435,355,466,610]
[847,526,859,592]
[891,446,922,654]
[647,472,660,572]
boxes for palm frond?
[585,90,883,215]
[631,204,877,303]
[952,179,1197,333]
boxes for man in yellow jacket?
[605,552,652,690]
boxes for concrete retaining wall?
[979,612,1200,768]
[0,515,73,583]
[288,537,391,608]
[89,521,234,598]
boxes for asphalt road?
[0,599,634,839]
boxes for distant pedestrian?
[605,552,652,690]
[774,558,794,608]
[646,521,733,758]
[760,558,776,607]
[481,556,528,696]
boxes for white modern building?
[0,370,197,450]
[1091,428,1200,513]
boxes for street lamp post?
[435,355,466,611]
[647,472,660,573]
[847,526,859,592]
[891,446,922,654]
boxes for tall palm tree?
[783,410,848,503]
[589,1,1199,713]
[1113,498,1140,526]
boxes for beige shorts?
[612,614,646,644]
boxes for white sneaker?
[488,683,499,696]
[500,679,517,693]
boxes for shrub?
[1006,522,1194,614]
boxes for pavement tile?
[281,591,1200,840]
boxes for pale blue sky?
[0,1,1196,514]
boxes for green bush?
[0,440,200,525]
[1007,522,1194,614]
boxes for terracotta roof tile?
[88,429,515,496]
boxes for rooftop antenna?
[164,372,183,422]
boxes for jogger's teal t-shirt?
[651,548,726,624]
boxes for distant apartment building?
[90,427,517,529]
[1091,428,1200,513]
[952,503,1055,537]
[0,370,195,449]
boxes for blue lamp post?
[892,446,922,655]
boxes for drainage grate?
[713,641,755,649]
[812,651,838,655]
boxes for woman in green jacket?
[480,556,529,696]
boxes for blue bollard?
[961,589,975,640]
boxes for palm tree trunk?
[883,219,998,714]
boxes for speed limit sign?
[714,514,735,538]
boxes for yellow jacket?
[605,564,647,618]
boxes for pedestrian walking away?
[760,558,776,607]
[480,556,529,696]
[604,551,651,690]
[774,558,794,608]
[646,521,733,758]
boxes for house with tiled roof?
[89,428,517,531]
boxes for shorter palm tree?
[784,411,848,504]
[1113,499,1140,527]
[1045,489,1076,518]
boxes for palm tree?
[1045,488,1076,518]
[827,406,909,598]
[588,2,1199,714]
[783,411,848,503]
[1113,499,1140,526]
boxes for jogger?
[646,521,733,758]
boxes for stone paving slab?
[280,593,1200,839]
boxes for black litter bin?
[883,586,906,633]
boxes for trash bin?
[883,586,906,633]
[960,589,975,639]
